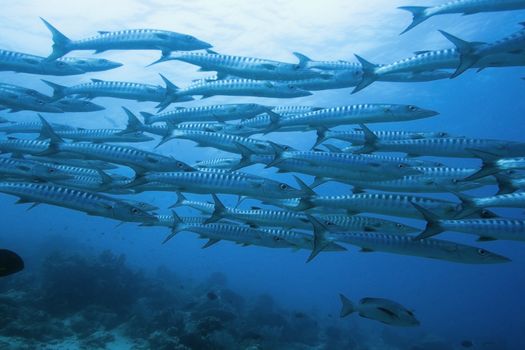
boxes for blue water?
[1,1,524,349]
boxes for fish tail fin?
[119,107,144,134]
[205,193,226,224]
[453,192,480,218]
[410,202,445,240]
[463,148,500,180]
[439,30,482,78]
[146,52,174,67]
[306,214,331,263]
[37,114,64,156]
[292,52,312,68]
[264,141,287,168]
[163,210,185,244]
[494,174,517,195]
[354,124,378,154]
[262,110,281,134]
[232,142,255,170]
[398,6,430,34]
[169,191,187,208]
[139,111,155,125]
[339,294,355,317]
[313,126,329,148]
[123,174,148,188]
[352,55,378,94]
[41,79,67,100]
[40,17,71,60]
[157,74,179,111]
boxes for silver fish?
[0,49,84,75]
[398,0,525,34]
[0,181,157,223]
[41,18,212,61]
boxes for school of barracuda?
[1,1,524,321]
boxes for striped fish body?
[424,0,525,16]
[309,193,460,219]
[170,52,325,80]
[328,232,509,264]
[324,130,447,145]
[139,170,302,199]
[142,103,271,124]
[474,192,525,209]
[0,138,50,155]
[0,88,62,113]
[0,157,71,181]
[168,129,276,154]
[53,129,153,143]
[275,104,437,129]
[440,218,525,241]
[60,80,167,102]
[368,137,525,158]
[55,142,191,172]
[66,29,211,52]
[176,79,312,98]
[0,121,76,134]
[58,57,123,72]
[321,215,418,234]
[0,49,83,75]
[183,223,293,248]
[0,181,155,223]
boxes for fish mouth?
[108,61,124,69]
[423,109,439,117]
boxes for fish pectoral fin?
[201,239,220,249]
[477,236,497,242]
[15,198,32,205]
[247,178,265,188]
[359,247,374,253]
[94,49,107,54]
[27,202,41,211]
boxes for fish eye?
[131,208,139,214]
[177,162,184,168]
[37,100,45,105]
[273,236,281,241]
[452,179,459,184]
[325,221,335,226]
[406,310,414,317]
[57,61,65,67]
[279,183,288,190]
[288,85,296,89]
[438,132,447,137]
[408,105,417,111]
[477,248,487,256]
[398,163,406,168]
[396,223,402,228]
[48,168,55,173]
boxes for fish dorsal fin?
[250,206,261,210]
[98,31,110,35]
[292,52,312,68]
[91,78,104,83]
[414,50,431,55]
[206,49,219,54]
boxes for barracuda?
[0,85,62,113]
[51,172,133,194]
[265,145,422,180]
[140,103,275,125]
[42,75,193,110]
[0,119,76,134]
[308,216,510,264]
[166,212,295,249]
[353,49,525,92]
[120,107,225,137]
[296,192,463,220]
[0,157,72,181]
[461,192,525,213]
[201,194,418,234]
[126,168,310,199]
[23,156,119,170]
[349,167,494,193]
[315,128,448,147]
[172,79,312,100]
[58,57,123,72]
[263,104,438,133]
[0,49,84,75]
[41,18,212,61]
[156,128,291,154]
[0,181,157,223]
[398,0,525,34]
[441,24,525,77]
[140,213,210,229]
[39,127,154,143]
[150,50,329,81]
[38,116,194,174]
[412,202,525,241]
[258,227,347,254]
[356,125,525,158]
